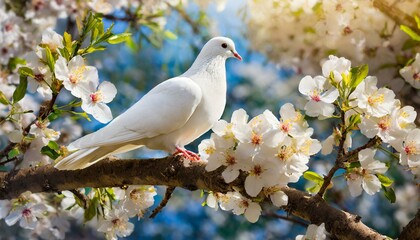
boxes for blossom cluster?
[0,186,156,239]
[300,55,419,197]
[246,0,420,92]
[200,104,321,222]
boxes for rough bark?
[0,156,389,239]
[399,209,420,240]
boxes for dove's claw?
[174,147,201,161]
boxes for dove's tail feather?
[54,144,144,170]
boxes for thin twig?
[69,189,88,209]
[317,111,347,197]
[264,211,308,227]
[373,0,420,35]
[149,186,176,218]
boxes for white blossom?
[25,48,53,99]
[55,55,99,98]
[243,157,278,197]
[81,81,117,123]
[41,28,64,53]
[298,75,339,118]
[212,108,249,144]
[321,127,352,155]
[349,76,396,117]
[322,55,351,83]
[120,186,157,218]
[397,129,420,176]
[346,149,388,197]
[296,223,329,240]
[0,200,11,219]
[5,203,48,229]
[223,192,262,223]
[264,103,309,138]
[97,208,134,240]
[400,53,420,89]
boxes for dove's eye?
[221,43,227,49]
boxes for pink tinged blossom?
[5,203,47,229]
[298,75,339,118]
[243,158,278,197]
[346,149,387,197]
[202,134,240,183]
[81,81,117,123]
[400,53,420,89]
[228,192,262,223]
[98,209,134,240]
[24,48,53,99]
[122,186,156,218]
[398,129,420,176]
[234,113,274,159]
[29,120,60,143]
[359,115,394,143]
[263,104,309,139]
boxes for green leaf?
[47,140,60,150]
[48,111,61,122]
[8,57,26,70]
[163,30,177,40]
[346,161,361,170]
[0,91,10,105]
[59,48,70,61]
[402,39,420,50]
[74,195,85,208]
[377,174,393,187]
[348,114,361,130]
[18,67,34,78]
[349,64,368,91]
[13,75,28,103]
[41,147,60,159]
[44,47,55,72]
[382,186,396,203]
[307,184,321,194]
[400,25,420,41]
[107,33,132,44]
[63,31,72,50]
[303,171,324,184]
[41,145,60,159]
[84,197,98,222]
[70,111,91,121]
[125,36,138,51]
[8,148,20,159]
[415,15,420,29]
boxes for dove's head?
[201,37,242,61]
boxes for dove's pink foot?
[174,147,200,161]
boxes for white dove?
[55,36,242,170]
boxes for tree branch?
[373,0,420,35]
[399,209,420,240]
[149,186,175,218]
[0,156,387,239]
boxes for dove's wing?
[69,77,202,149]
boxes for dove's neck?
[182,54,227,82]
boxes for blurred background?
[1,0,419,239]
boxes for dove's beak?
[231,50,242,61]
